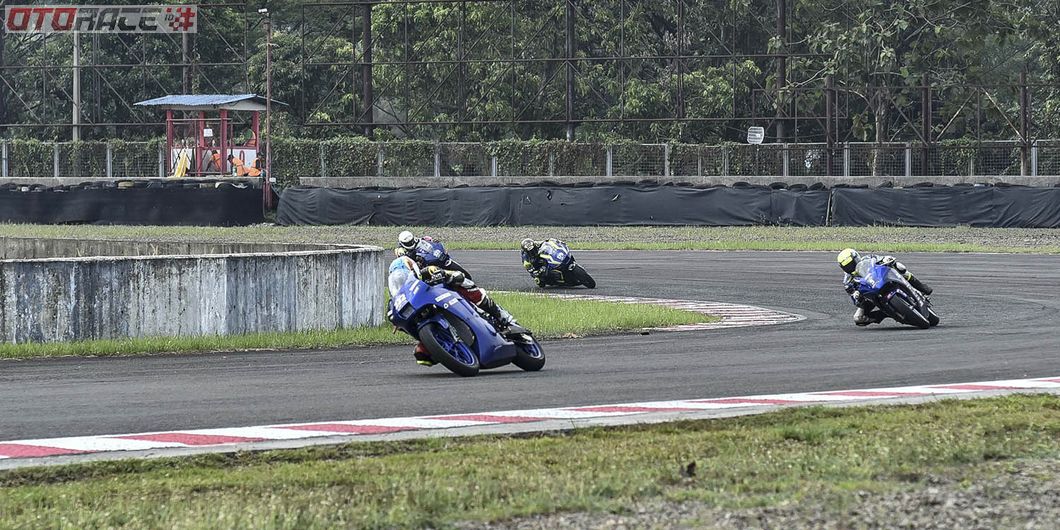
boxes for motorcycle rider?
[837,248,934,326]
[396,230,472,278]
[389,256,516,367]
[521,237,564,287]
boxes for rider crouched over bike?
[396,230,472,278]
[388,256,517,366]
[838,248,933,326]
[521,238,560,287]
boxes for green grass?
[0,292,712,360]
[1,395,1057,529]
[3,224,1060,254]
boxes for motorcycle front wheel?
[419,321,481,377]
[888,295,931,329]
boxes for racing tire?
[419,321,480,377]
[571,264,596,289]
[925,307,940,327]
[888,295,931,330]
[511,335,546,372]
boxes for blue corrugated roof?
[135,94,263,107]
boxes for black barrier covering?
[832,187,1060,228]
[277,186,832,226]
[0,187,264,226]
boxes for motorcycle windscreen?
[856,263,891,295]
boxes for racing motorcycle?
[853,260,939,329]
[530,240,596,289]
[387,274,545,377]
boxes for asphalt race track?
[2,251,1058,442]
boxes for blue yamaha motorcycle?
[532,240,596,288]
[854,261,939,329]
[387,277,545,377]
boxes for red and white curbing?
[1,376,1057,465]
[537,293,804,331]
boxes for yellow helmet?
[837,248,860,274]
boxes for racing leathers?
[843,255,933,326]
[521,238,564,287]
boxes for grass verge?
[0,292,712,360]
[1,395,1057,528]
[3,224,1060,254]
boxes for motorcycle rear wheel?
[511,335,546,371]
[419,321,480,377]
[888,295,931,329]
[925,307,940,327]
[571,264,597,289]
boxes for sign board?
[746,126,765,145]
[4,5,198,34]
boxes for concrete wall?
[0,243,386,344]
[0,237,334,260]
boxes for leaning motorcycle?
[531,240,596,289]
[853,261,939,329]
[387,276,545,377]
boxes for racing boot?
[413,342,435,367]
[853,307,872,326]
[479,295,516,331]
[905,274,933,295]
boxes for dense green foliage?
[1,0,1057,143]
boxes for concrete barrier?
[0,238,386,344]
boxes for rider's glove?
[879,256,896,266]
[850,291,863,305]
[425,265,445,284]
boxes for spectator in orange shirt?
[227,154,262,177]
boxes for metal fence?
[2,140,1058,181]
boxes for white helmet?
[398,230,417,250]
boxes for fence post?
[722,146,730,176]
[968,150,975,176]
[158,144,165,177]
[697,148,702,177]
[376,143,384,177]
[782,143,789,177]
[490,155,498,177]
[433,144,441,177]
[106,143,114,178]
[1031,140,1039,177]
[53,143,60,179]
[605,146,613,177]
[548,152,555,177]
[319,142,326,178]
[904,143,912,177]
[843,144,850,177]
[1,141,7,179]
[663,143,670,178]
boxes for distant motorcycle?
[853,261,939,329]
[387,274,545,377]
[530,240,596,289]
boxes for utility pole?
[565,0,575,141]
[260,8,274,208]
[73,32,81,141]
[362,2,374,137]
[1020,70,1030,176]
[775,0,786,143]
[825,75,834,177]
[921,73,931,175]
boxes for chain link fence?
[3,140,1058,182]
